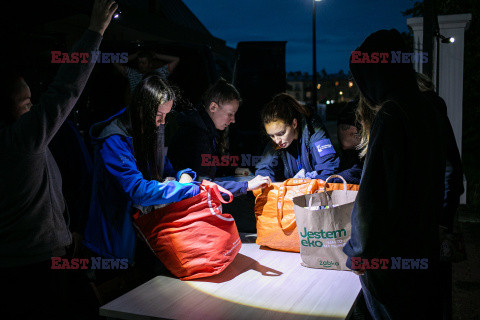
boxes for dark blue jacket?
[168,108,248,197]
[83,109,199,264]
[255,115,339,182]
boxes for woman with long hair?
[255,93,339,181]
[168,78,271,196]
[343,29,447,319]
[83,75,200,265]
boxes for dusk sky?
[182,0,417,74]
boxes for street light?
[312,0,321,109]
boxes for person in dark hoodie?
[167,78,271,197]
[0,1,117,319]
[334,98,364,184]
[342,29,446,319]
[255,93,339,181]
[83,75,200,267]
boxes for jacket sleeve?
[10,30,102,152]
[439,102,464,231]
[307,130,340,180]
[343,107,405,264]
[255,141,283,182]
[100,135,199,206]
[214,180,248,198]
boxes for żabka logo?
[51,257,129,270]
[351,51,428,64]
[51,51,128,64]
[318,259,340,268]
[351,257,429,270]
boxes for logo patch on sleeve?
[314,139,335,157]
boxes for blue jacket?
[83,109,199,264]
[255,115,340,182]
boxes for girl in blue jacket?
[83,75,200,264]
[255,93,339,181]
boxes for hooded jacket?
[167,108,248,197]
[83,109,199,264]
[0,30,101,268]
[255,114,339,182]
[342,29,446,308]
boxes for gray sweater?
[0,30,102,267]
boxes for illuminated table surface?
[99,238,361,320]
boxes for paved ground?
[453,207,480,319]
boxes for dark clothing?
[343,29,444,318]
[49,120,93,235]
[422,91,464,231]
[255,115,339,181]
[0,30,102,268]
[168,108,248,197]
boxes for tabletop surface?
[100,241,361,320]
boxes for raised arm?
[10,0,117,152]
[154,52,180,74]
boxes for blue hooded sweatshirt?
[83,109,199,264]
[255,114,339,182]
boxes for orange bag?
[253,178,359,252]
[132,180,242,280]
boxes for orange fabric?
[253,179,359,252]
[133,180,241,280]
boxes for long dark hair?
[202,78,241,156]
[261,93,311,127]
[123,75,175,181]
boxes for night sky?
[182,0,417,74]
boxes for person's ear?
[292,118,297,130]
[208,102,218,113]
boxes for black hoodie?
[343,29,445,312]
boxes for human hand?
[353,269,365,276]
[88,0,118,36]
[247,175,272,191]
[235,167,253,176]
[179,173,193,183]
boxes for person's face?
[208,100,239,131]
[156,100,173,127]
[12,78,33,121]
[337,124,361,150]
[265,119,298,149]
[138,57,151,74]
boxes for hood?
[89,108,131,143]
[349,29,419,106]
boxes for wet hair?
[261,93,311,127]
[0,68,24,124]
[123,75,175,181]
[202,78,241,156]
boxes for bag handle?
[310,175,347,208]
[201,180,233,204]
[276,178,319,232]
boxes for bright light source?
[335,81,339,86]
[449,37,455,43]
[317,83,321,90]
[326,101,330,105]
[339,91,343,95]
[348,81,353,88]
